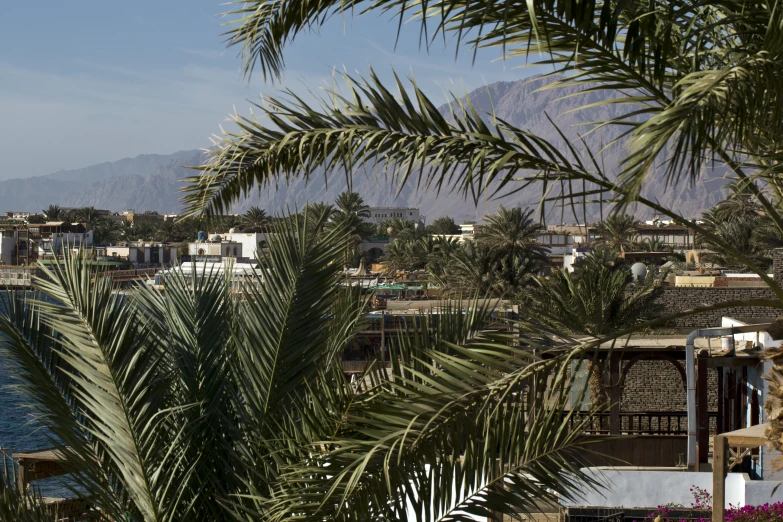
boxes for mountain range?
[0,76,727,222]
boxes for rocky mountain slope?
[0,76,727,222]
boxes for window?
[233,247,238,256]
[198,248,205,256]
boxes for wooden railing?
[565,411,719,435]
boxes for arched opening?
[197,248,205,256]
[619,355,687,413]
[366,247,384,262]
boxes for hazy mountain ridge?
[0,76,726,221]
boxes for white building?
[188,236,243,259]
[104,244,177,267]
[30,222,93,257]
[220,231,269,260]
[366,207,420,225]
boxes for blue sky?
[0,1,540,179]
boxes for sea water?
[0,291,69,496]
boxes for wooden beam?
[707,358,761,368]
[713,435,728,522]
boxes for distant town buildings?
[102,244,177,267]
[188,235,244,260]
[121,209,164,224]
[366,207,420,225]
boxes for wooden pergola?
[712,423,768,522]
[12,447,68,492]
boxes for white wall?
[222,232,266,259]
[560,469,745,509]
[745,479,783,505]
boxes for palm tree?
[752,215,783,255]
[637,238,671,253]
[301,202,334,238]
[477,206,549,268]
[241,206,269,232]
[427,216,461,235]
[153,221,177,243]
[91,217,123,245]
[42,204,62,221]
[713,181,761,223]
[334,191,370,220]
[378,216,418,238]
[527,264,658,337]
[699,217,768,269]
[174,216,206,242]
[429,241,504,297]
[593,215,639,254]
[0,219,597,520]
[75,206,99,224]
[177,0,783,471]
[527,261,660,409]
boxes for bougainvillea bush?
[634,486,783,521]
[725,502,783,522]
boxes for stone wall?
[775,249,783,283]
[620,359,717,412]
[649,287,779,328]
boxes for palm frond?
[0,457,54,522]
[263,332,600,521]
[181,69,591,218]
[31,254,174,522]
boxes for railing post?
[697,351,709,470]
[608,352,621,435]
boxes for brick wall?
[620,360,717,412]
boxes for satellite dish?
[631,262,647,282]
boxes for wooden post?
[697,351,709,470]
[609,352,621,435]
[17,458,26,493]
[717,368,724,435]
[713,435,728,522]
[380,310,385,364]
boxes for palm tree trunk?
[589,362,609,410]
